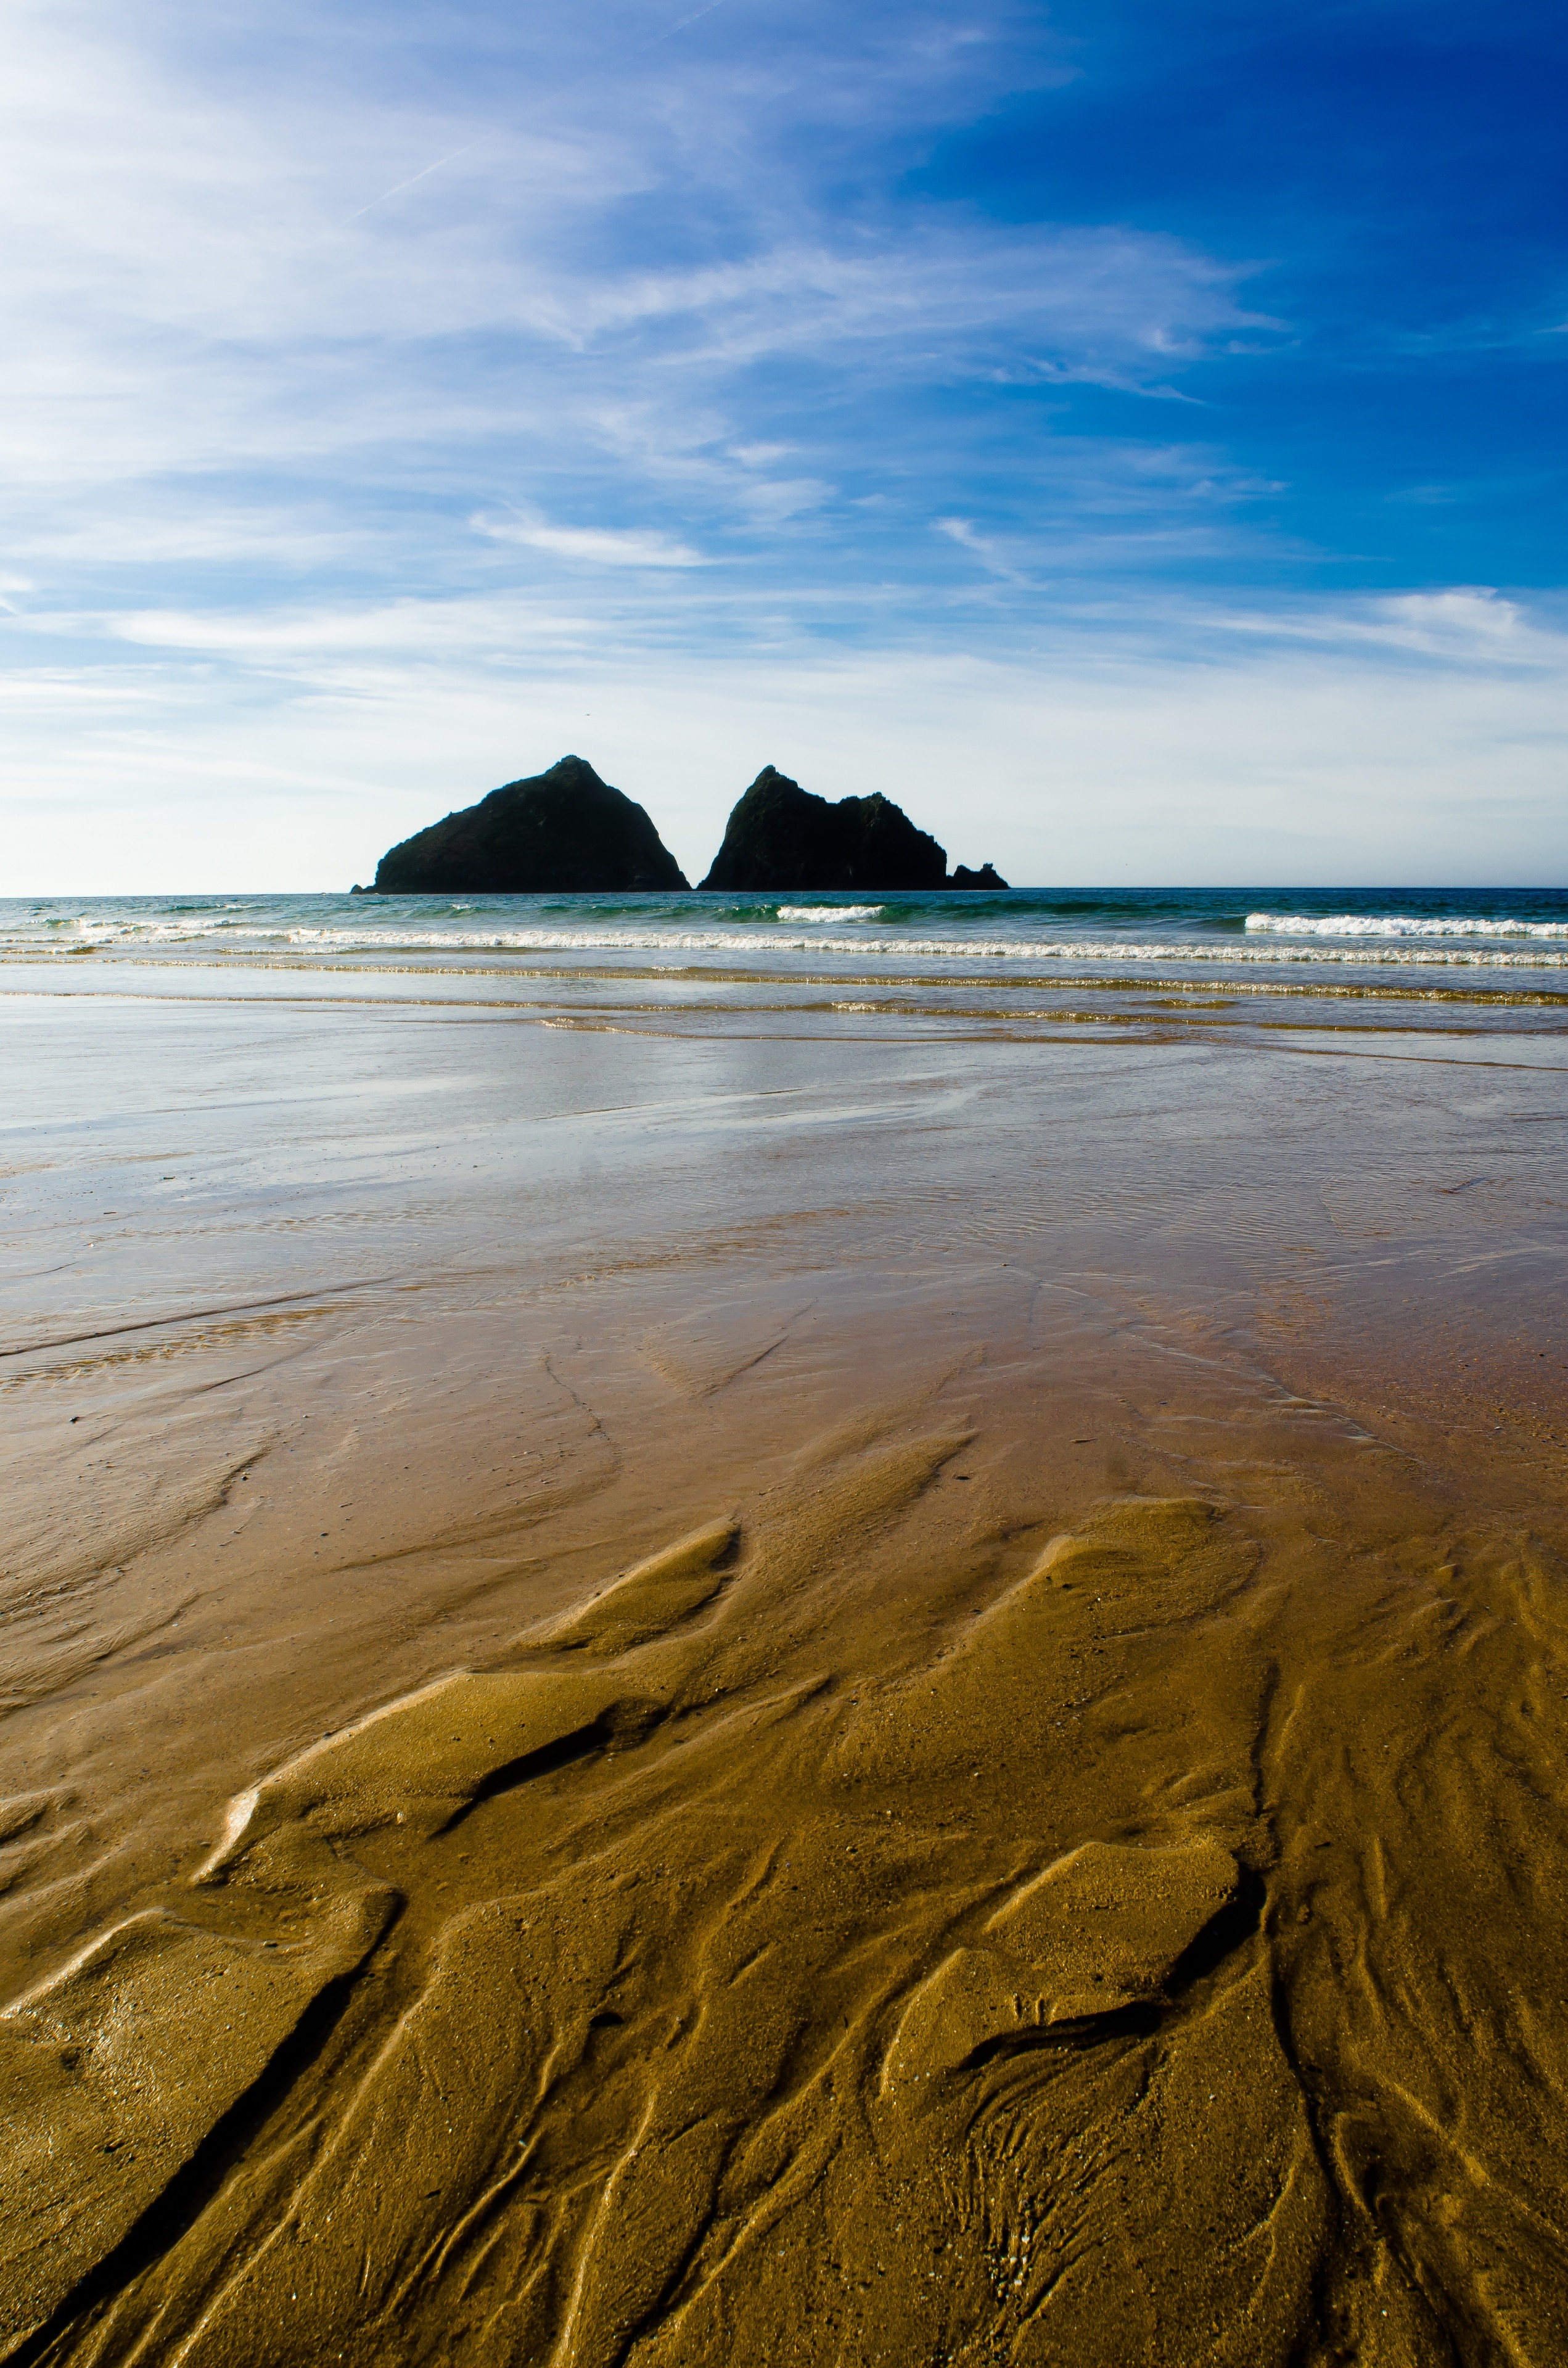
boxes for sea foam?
[774,905,884,923]
[1246,911,1568,940]
[20,922,1568,968]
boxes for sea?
[4,884,1568,984]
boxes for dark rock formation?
[699,767,948,892]
[948,863,1009,890]
[373,756,689,894]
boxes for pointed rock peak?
[700,767,947,892]
[372,758,688,894]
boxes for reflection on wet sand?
[2,974,1567,2364]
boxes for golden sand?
[2,984,1567,2364]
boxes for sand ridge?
[10,1386,1568,2365]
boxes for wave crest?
[10,919,1568,970]
[1246,911,1568,941]
[774,904,884,923]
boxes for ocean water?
[5,885,1568,978]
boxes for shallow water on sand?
[2,948,1568,2366]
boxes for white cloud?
[473,515,705,567]
[1,0,1556,897]
[522,228,1263,378]
[1218,586,1566,668]
[0,0,1284,736]
[5,587,1567,891]
[934,517,1032,583]
[0,1,1270,523]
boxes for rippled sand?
[3,964,1567,2365]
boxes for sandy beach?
[9,0,1567,2343]
[4,916,1568,2365]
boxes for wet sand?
[3,968,1568,2364]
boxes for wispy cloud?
[474,514,706,567]
[1217,586,1567,668]
[1,0,1559,887]
[0,4,1268,500]
[7,588,1568,890]
[934,517,1033,583]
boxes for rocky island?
[372,756,689,894]
[698,766,1006,891]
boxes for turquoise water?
[6,886,1568,976]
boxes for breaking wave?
[1246,911,1568,941]
[7,895,1568,979]
[774,905,884,923]
[10,918,1568,968]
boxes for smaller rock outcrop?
[373,756,689,894]
[948,863,1009,890]
[699,768,948,892]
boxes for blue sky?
[4,0,1566,887]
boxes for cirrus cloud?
[472,514,707,567]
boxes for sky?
[4,0,1566,889]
